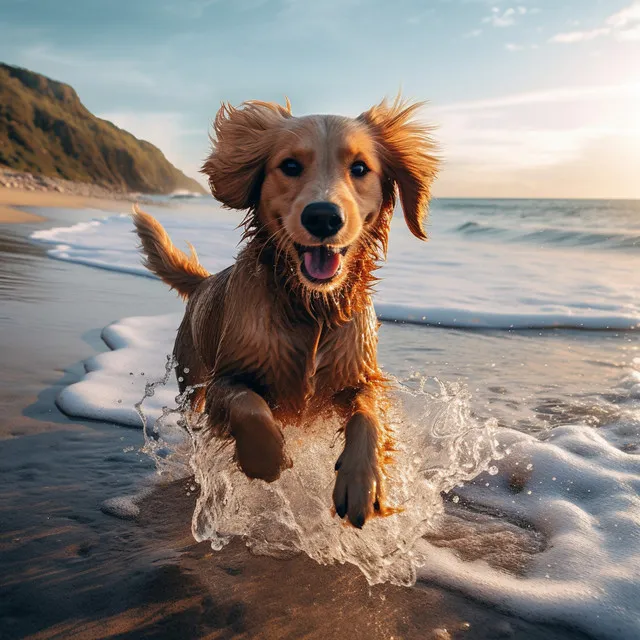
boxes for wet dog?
[132,97,438,527]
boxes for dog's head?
[202,98,438,293]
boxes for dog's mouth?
[295,244,349,283]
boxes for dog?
[132,97,438,528]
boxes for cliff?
[0,63,205,194]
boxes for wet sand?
[0,205,594,639]
[0,187,139,224]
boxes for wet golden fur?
[132,97,438,528]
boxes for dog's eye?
[350,161,370,178]
[280,158,303,177]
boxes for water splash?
[136,366,501,586]
[135,354,204,479]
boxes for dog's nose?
[301,202,345,240]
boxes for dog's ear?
[202,100,292,210]
[358,98,439,240]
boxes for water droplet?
[178,376,184,383]
[526,463,533,470]
[184,367,190,374]
[488,465,499,475]
[452,495,460,504]
[527,490,532,495]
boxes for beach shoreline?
[0,188,137,223]
[0,196,636,639]
[0,168,162,223]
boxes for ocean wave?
[30,208,640,333]
[376,303,639,331]
[169,189,205,199]
[455,220,640,251]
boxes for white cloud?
[431,82,640,198]
[550,28,611,43]
[434,132,640,199]
[606,1,640,28]
[505,42,525,51]
[481,5,529,27]
[463,28,483,37]
[433,81,640,112]
[483,7,517,27]
[550,1,640,44]
[615,23,640,41]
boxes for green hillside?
[0,63,205,194]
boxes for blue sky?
[1,0,639,197]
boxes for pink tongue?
[304,249,341,280]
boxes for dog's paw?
[231,403,292,483]
[332,448,382,528]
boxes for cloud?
[463,28,483,37]
[482,6,522,27]
[615,23,640,41]
[433,81,640,112]
[430,81,640,198]
[435,133,640,199]
[550,1,640,44]
[505,42,525,51]
[606,1,640,28]
[550,28,611,43]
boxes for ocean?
[28,196,640,638]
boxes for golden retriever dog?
[132,97,438,528]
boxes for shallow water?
[3,200,640,638]
[31,197,640,329]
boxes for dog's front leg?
[332,387,388,528]
[205,382,292,482]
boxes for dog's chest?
[220,304,378,413]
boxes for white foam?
[56,311,640,638]
[416,423,640,639]
[30,204,640,330]
[56,313,182,428]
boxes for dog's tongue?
[303,247,341,280]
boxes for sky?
[1,0,639,199]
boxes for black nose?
[301,202,345,240]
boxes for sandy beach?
[0,187,143,224]
[0,191,601,640]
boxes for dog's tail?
[132,204,210,300]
